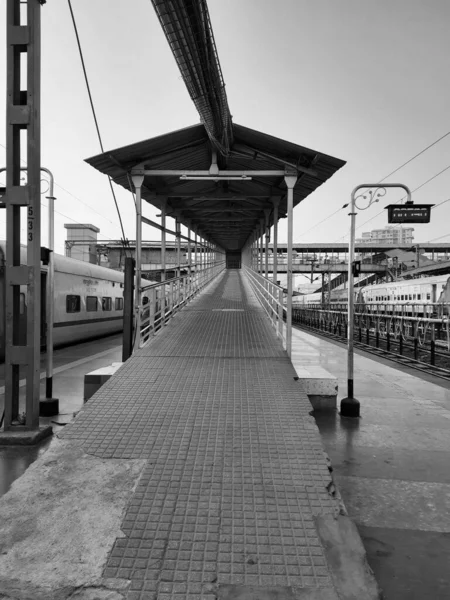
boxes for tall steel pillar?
[272,198,279,285]
[264,209,270,278]
[260,220,264,273]
[284,173,298,358]
[160,198,166,325]
[187,220,192,295]
[132,172,144,350]
[194,228,197,283]
[175,216,181,279]
[3,0,45,433]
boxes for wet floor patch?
[359,525,450,600]
[0,440,51,498]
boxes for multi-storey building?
[356,226,414,245]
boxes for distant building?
[356,226,414,245]
[64,224,99,264]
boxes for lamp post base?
[340,396,360,418]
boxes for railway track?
[293,321,450,382]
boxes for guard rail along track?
[292,305,450,381]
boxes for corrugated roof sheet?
[85,122,346,251]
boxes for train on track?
[293,273,450,316]
[0,242,125,362]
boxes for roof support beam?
[132,169,286,177]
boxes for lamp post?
[340,183,411,418]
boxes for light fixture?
[180,175,252,181]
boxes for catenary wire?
[0,142,124,237]
[67,0,129,254]
[336,163,450,241]
[303,128,450,240]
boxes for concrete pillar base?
[39,398,59,417]
[340,396,360,418]
[0,425,53,446]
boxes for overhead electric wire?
[0,141,122,234]
[350,162,450,237]
[303,128,450,242]
[298,206,344,238]
[378,130,450,183]
[67,0,129,253]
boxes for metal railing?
[293,304,450,366]
[137,261,226,348]
[244,266,286,347]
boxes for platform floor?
[292,327,450,600]
[0,271,378,600]
[60,270,345,599]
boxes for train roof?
[0,241,124,282]
[359,274,450,291]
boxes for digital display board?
[385,204,433,224]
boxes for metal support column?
[132,173,144,350]
[187,220,192,297]
[264,209,270,278]
[160,198,166,325]
[3,0,45,433]
[284,173,298,358]
[122,256,135,361]
[272,198,279,286]
[176,216,181,280]
[194,228,197,287]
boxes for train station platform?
[0,270,379,600]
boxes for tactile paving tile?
[60,270,339,599]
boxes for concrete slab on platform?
[84,362,123,401]
[0,425,52,446]
[291,332,338,411]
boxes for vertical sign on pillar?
[4,0,42,431]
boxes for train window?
[115,298,124,311]
[427,293,431,300]
[417,294,421,300]
[19,293,26,314]
[401,295,404,300]
[409,294,412,300]
[102,297,112,311]
[86,296,98,312]
[66,295,80,313]
[413,294,417,300]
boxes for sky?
[1,0,450,263]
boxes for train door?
[40,272,47,349]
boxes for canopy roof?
[86,122,346,251]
